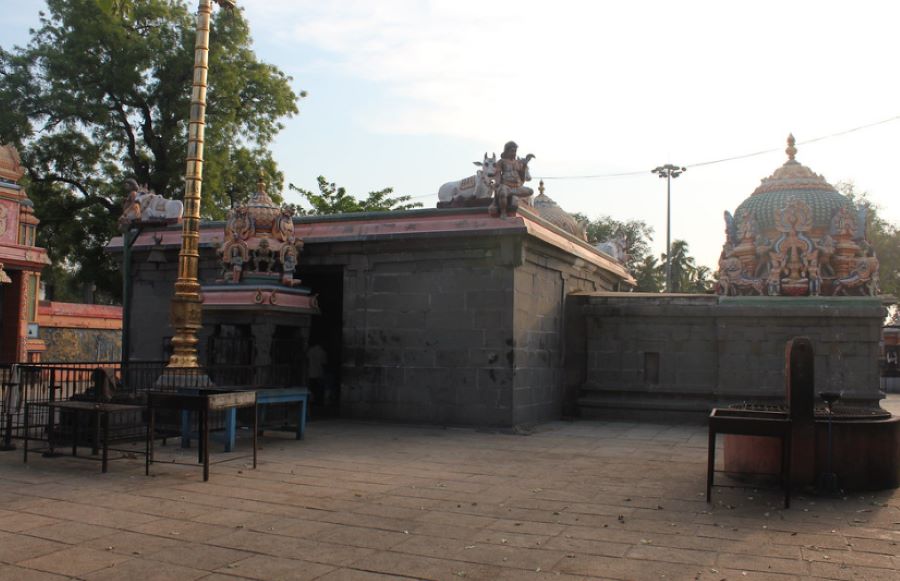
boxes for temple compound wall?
[568,293,887,414]
[117,207,632,427]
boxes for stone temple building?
[112,178,634,427]
[112,139,889,427]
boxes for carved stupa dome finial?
[786,133,797,162]
[538,179,545,196]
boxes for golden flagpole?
[167,0,235,371]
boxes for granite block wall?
[339,249,517,426]
[569,294,888,413]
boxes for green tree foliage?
[574,213,655,274]
[660,240,712,293]
[0,0,301,300]
[288,177,422,215]
[633,255,663,292]
[835,181,900,302]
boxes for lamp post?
[651,164,686,293]
[166,0,235,376]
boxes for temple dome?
[530,182,586,240]
[717,134,878,297]
[734,134,852,232]
[245,174,281,232]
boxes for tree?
[835,181,900,301]
[633,255,663,292]
[288,177,422,215]
[0,0,301,300]
[574,213,655,275]
[660,239,711,293]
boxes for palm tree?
[634,255,663,292]
[662,240,696,292]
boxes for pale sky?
[4,1,900,268]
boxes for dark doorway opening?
[300,266,344,418]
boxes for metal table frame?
[707,408,792,509]
[147,389,257,481]
[23,400,147,473]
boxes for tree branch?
[27,171,117,213]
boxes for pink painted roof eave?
[107,209,634,283]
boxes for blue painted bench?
[180,387,309,452]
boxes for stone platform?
[0,397,897,580]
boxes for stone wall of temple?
[118,208,629,427]
[319,232,618,427]
[569,294,887,415]
[337,237,518,425]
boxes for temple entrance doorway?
[301,266,344,417]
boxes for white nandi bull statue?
[119,178,184,229]
[594,234,628,264]
[437,153,497,207]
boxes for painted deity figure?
[767,252,785,296]
[831,206,857,239]
[253,238,275,273]
[226,205,254,240]
[273,206,295,242]
[280,236,303,286]
[736,209,756,243]
[221,231,249,283]
[490,141,535,218]
[816,234,836,276]
[119,179,143,228]
[804,249,822,296]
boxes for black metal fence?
[1,360,304,448]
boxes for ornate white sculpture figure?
[119,178,183,228]
[595,234,628,264]
[437,153,498,206]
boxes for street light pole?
[651,164,686,293]
[167,0,235,373]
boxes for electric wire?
[401,114,900,199]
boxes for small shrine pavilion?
[0,145,50,361]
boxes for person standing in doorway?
[307,343,328,404]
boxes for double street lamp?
[651,164,686,293]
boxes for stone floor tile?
[348,550,503,581]
[0,534,67,565]
[127,517,234,542]
[0,564,72,580]
[317,524,412,550]
[0,512,60,533]
[24,521,117,544]
[716,552,810,576]
[315,568,410,581]
[145,542,254,570]
[83,530,183,557]
[16,547,130,577]
[81,557,208,581]
[626,544,718,566]
[215,555,335,580]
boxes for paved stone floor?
[0,397,897,581]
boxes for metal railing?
[1,360,304,448]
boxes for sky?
[3,0,900,269]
